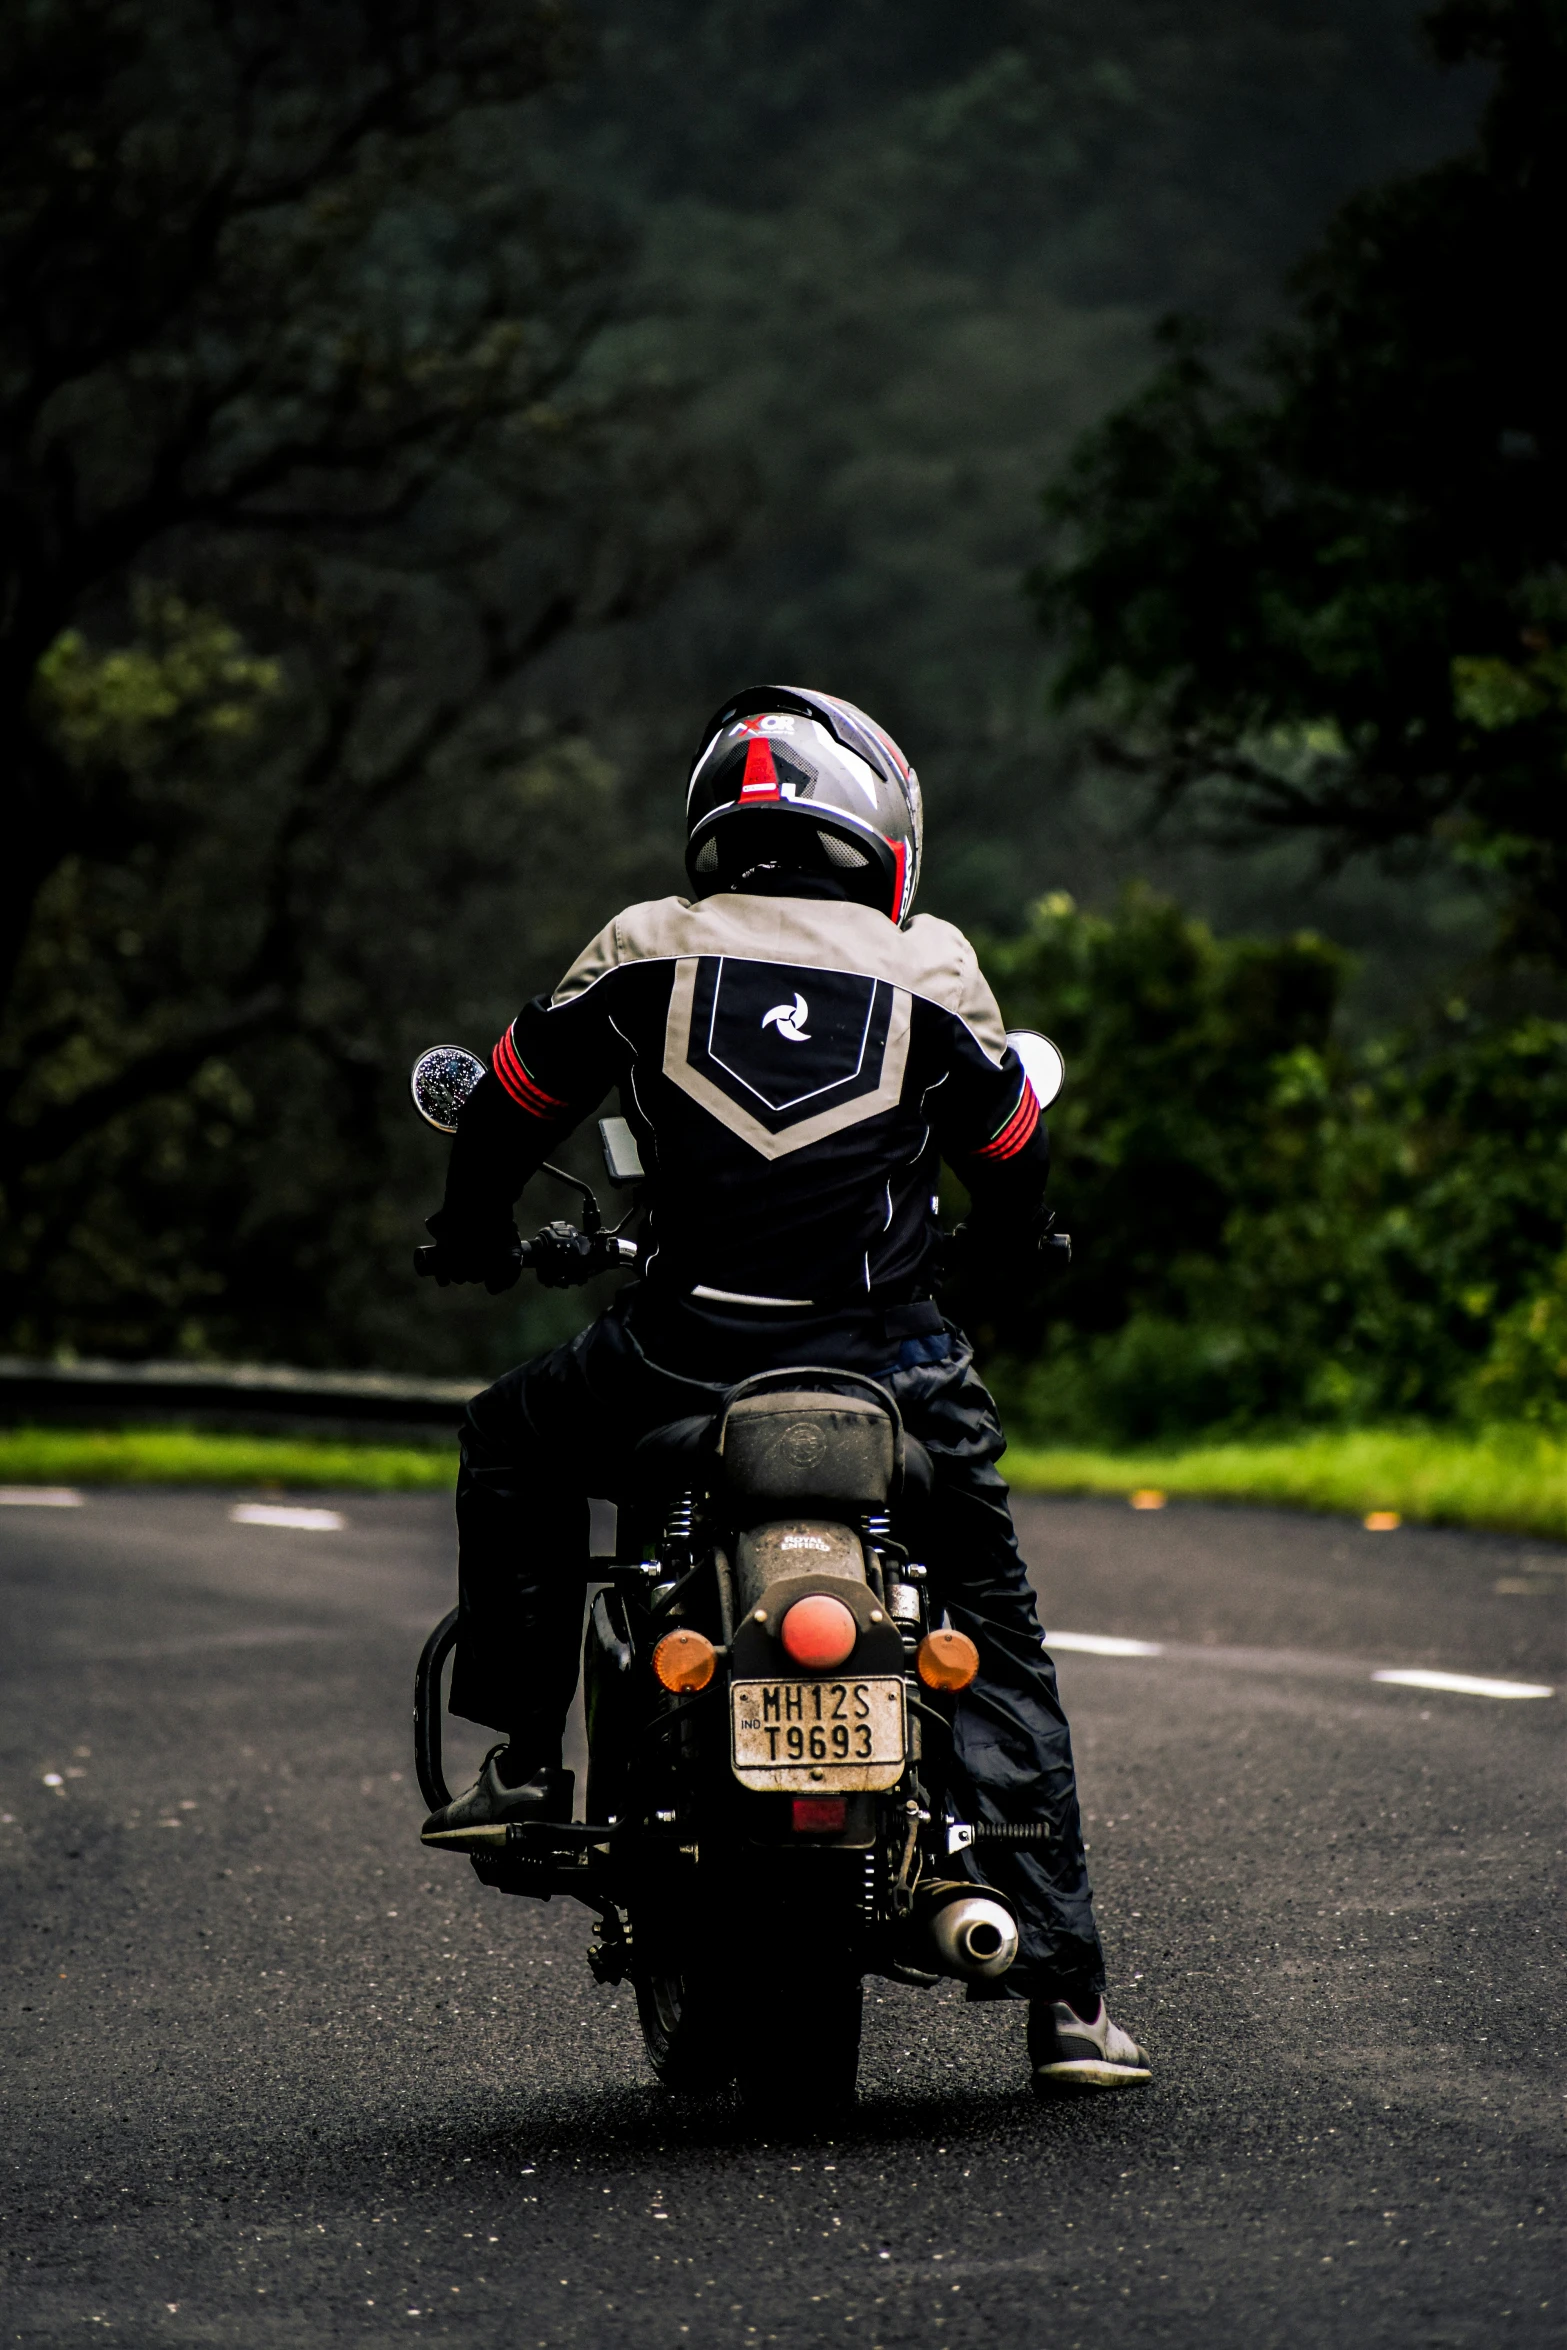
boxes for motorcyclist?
[418,684,1150,2093]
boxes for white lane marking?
[1047,1630,1165,1657]
[229,1503,346,1532]
[1046,1630,1555,1701]
[0,1487,84,1507]
[1372,1667,1555,1701]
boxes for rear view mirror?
[410,1045,487,1134]
[599,1115,646,1186]
[1004,1029,1065,1110]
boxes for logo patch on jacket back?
[663,956,911,1159]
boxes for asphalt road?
[2,1483,1562,2349]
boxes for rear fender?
[733,1518,865,1617]
[584,1586,636,1825]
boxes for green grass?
[1,1419,1563,1541]
[1005,1424,1567,1541]
[0,1424,453,1491]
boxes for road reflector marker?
[1372,1667,1554,1701]
[1046,1630,1165,1657]
[1363,1511,1401,1531]
[229,1503,346,1532]
[1129,1489,1167,1510]
[0,1487,84,1507]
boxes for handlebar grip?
[414,1240,534,1280]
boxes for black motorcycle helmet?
[685,685,924,923]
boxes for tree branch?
[2,988,285,1180]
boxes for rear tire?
[734,1964,863,2118]
[635,1957,737,2093]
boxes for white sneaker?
[1029,1994,1152,2091]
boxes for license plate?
[729,1676,906,1792]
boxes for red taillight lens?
[652,1628,717,1693]
[791,1796,848,1834]
[779,1592,858,1669]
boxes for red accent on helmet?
[738,739,780,799]
[779,1592,859,1669]
[685,685,921,922]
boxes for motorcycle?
[407,1033,1066,2112]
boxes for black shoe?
[420,1750,573,1850]
[1029,1994,1152,2091]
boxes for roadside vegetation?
[1,5,1558,1539]
[0,1427,451,1493]
[1006,1424,1567,1543]
[969,890,1567,1449]
[3,1420,1563,1543]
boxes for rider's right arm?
[433,1066,556,1242]
[434,936,627,1236]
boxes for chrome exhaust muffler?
[923,1891,1019,1982]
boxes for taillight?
[916,1628,980,1691]
[652,1628,717,1693]
[791,1795,848,1834]
[778,1593,858,1669]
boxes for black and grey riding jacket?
[439,882,1049,1307]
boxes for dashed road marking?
[229,1503,346,1531]
[1047,1631,1555,1702]
[1371,1667,1555,1701]
[1047,1630,1165,1657]
[0,1487,84,1507]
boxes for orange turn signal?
[916,1628,980,1692]
[652,1628,717,1694]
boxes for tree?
[982,893,1567,1443]
[1028,0,1567,967]
[0,1,722,1365]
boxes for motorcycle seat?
[627,1381,936,1509]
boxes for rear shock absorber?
[885,1559,927,1651]
[862,1508,891,1602]
[655,1491,697,1601]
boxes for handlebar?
[417,1218,1066,1291]
[414,1224,638,1288]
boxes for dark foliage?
[1030,0,1567,966]
[0,0,723,1368]
[983,893,1567,1442]
[0,0,1511,1385]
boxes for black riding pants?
[449,1288,1104,2001]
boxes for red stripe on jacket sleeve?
[491,1026,569,1121]
[971,1080,1040,1162]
